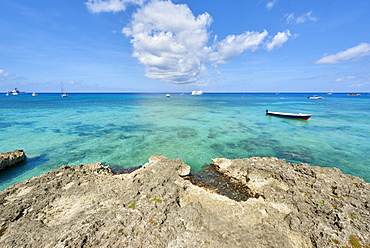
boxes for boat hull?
[266,110,312,120]
[191,91,203,95]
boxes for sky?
[1,0,370,93]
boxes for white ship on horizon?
[191,90,203,95]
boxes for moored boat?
[348,93,361,96]
[266,110,312,120]
[10,88,20,95]
[61,82,68,97]
[307,95,323,99]
[191,90,203,95]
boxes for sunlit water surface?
[1,93,369,190]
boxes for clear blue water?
[1,93,369,190]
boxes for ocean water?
[1,93,369,190]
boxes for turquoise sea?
[1,93,369,190]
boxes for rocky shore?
[0,155,369,247]
[0,150,26,171]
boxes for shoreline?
[1,155,369,247]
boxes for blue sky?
[1,0,370,93]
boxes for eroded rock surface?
[0,150,26,171]
[0,155,369,247]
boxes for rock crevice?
[0,155,369,247]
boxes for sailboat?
[61,82,68,97]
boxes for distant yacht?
[11,88,20,95]
[166,94,171,98]
[32,92,38,96]
[6,88,23,95]
[61,82,68,97]
[191,90,203,95]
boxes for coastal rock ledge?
[0,150,26,171]
[0,156,369,248]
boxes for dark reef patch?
[113,165,142,174]
[276,149,314,163]
[184,163,254,202]
[177,128,198,138]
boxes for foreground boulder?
[0,150,26,171]
[0,155,369,247]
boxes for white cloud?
[122,1,212,84]
[349,82,370,87]
[285,11,317,24]
[336,76,356,82]
[266,30,291,51]
[0,69,12,80]
[285,13,295,23]
[210,30,268,63]
[315,43,370,64]
[85,0,146,13]
[266,0,277,10]
[88,1,292,84]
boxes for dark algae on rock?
[0,155,369,247]
[183,163,254,202]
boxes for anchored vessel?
[266,110,312,120]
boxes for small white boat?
[166,94,171,98]
[307,95,323,99]
[191,90,203,95]
[32,92,38,96]
[11,88,20,95]
[61,82,68,97]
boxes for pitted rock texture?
[0,155,369,247]
[0,150,26,171]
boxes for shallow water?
[1,93,369,190]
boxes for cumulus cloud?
[315,43,370,64]
[85,0,146,13]
[87,0,292,84]
[266,30,292,51]
[210,30,268,63]
[122,1,212,84]
[285,11,317,24]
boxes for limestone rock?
[211,157,370,247]
[0,155,369,247]
[0,150,26,171]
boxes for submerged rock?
[0,150,26,171]
[0,155,369,247]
